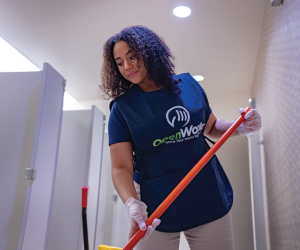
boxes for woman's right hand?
[125,197,161,241]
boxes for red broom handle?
[123,107,251,250]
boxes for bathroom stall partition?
[46,106,109,250]
[0,63,112,250]
[0,63,65,250]
[248,98,268,250]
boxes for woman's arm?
[110,142,139,203]
[110,141,161,240]
[204,109,262,139]
[204,112,239,139]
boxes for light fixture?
[193,75,204,82]
[173,6,191,18]
[0,37,40,72]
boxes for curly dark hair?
[101,25,181,99]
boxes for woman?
[102,25,261,250]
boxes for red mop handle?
[82,186,88,207]
[123,107,251,250]
[82,186,89,250]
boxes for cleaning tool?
[82,186,89,250]
[98,246,122,250]
[99,107,251,250]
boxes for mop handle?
[82,186,88,208]
[123,107,251,250]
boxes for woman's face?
[113,40,149,85]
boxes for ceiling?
[0,0,266,116]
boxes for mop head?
[98,245,122,250]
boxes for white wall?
[251,0,300,249]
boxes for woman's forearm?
[112,166,139,204]
[207,119,240,139]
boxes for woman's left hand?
[238,108,262,137]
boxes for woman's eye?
[117,62,122,66]
[130,56,135,59]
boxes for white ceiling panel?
[0,0,266,109]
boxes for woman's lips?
[128,71,137,77]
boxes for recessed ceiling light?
[0,37,40,72]
[193,75,204,82]
[173,6,191,18]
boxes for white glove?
[238,108,261,137]
[125,197,161,241]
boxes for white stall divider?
[248,98,267,250]
[94,132,116,248]
[19,63,65,250]
[86,106,106,250]
[0,70,42,250]
[46,106,107,250]
[111,191,130,248]
[0,63,65,250]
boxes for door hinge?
[24,168,36,180]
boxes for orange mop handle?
[123,107,251,250]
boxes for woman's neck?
[135,78,162,92]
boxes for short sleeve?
[185,73,212,120]
[200,87,212,117]
[189,73,212,121]
[201,88,212,123]
[108,102,132,146]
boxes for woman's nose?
[124,60,133,71]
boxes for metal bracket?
[62,79,66,90]
[112,194,118,202]
[270,0,283,6]
[24,168,36,180]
